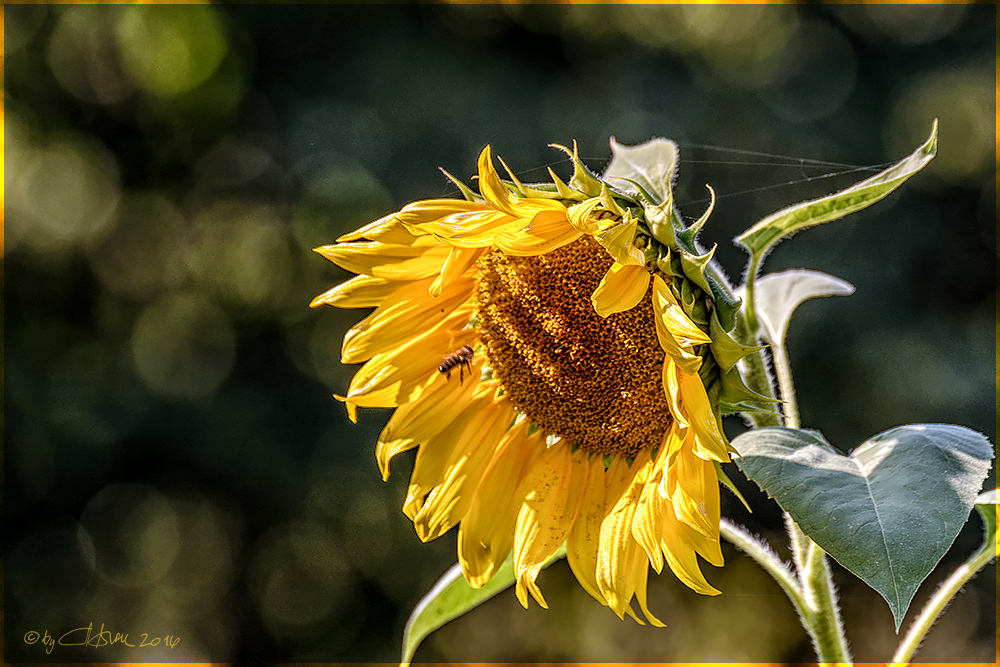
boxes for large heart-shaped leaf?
[733,424,993,629]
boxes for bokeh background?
[4,3,995,663]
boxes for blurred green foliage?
[4,4,994,662]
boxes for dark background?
[4,3,995,662]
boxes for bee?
[439,344,475,384]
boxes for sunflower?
[311,141,764,625]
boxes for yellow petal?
[661,357,689,432]
[458,420,542,587]
[660,504,722,596]
[393,199,492,228]
[597,453,655,620]
[512,441,589,609]
[492,209,581,257]
[375,366,484,480]
[566,197,602,235]
[403,390,496,523]
[310,274,402,309]
[653,274,713,345]
[412,208,523,247]
[333,393,358,423]
[652,275,705,374]
[341,277,475,364]
[566,455,615,607]
[676,369,730,462]
[632,552,665,627]
[335,211,404,242]
[669,438,719,538]
[596,219,644,266]
[315,241,451,281]
[591,262,651,318]
[429,247,483,297]
[413,396,516,541]
[632,443,672,574]
[344,328,477,410]
[477,145,566,219]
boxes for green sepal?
[642,243,660,266]
[550,141,604,197]
[679,278,709,326]
[721,401,783,417]
[440,167,483,203]
[706,371,723,419]
[706,275,741,332]
[675,185,716,250]
[655,247,675,276]
[644,199,680,249]
[678,245,716,298]
[547,167,583,200]
[497,156,563,200]
[697,352,719,388]
[517,181,563,199]
[718,366,781,415]
[710,310,765,372]
[715,461,752,513]
[600,183,627,217]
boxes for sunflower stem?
[770,340,800,429]
[890,523,996,664]
[769,323,847,663]
[799,534,852,664]
[719,518,807,612]
[741,253,762,337]
[713,257,849,662]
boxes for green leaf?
[974,489,998,558]
[603,137,679,207]
[732,423,993,629]
[752,269,855,346]
[401,546,566,665]
[736,119,937,261]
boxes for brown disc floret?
[475,236,672,457]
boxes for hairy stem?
[891,523,996,664]
[720,518,806,611]
[769,341,800,429]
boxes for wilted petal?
[513,441,589,609]
[596,219,644,266]
[591,263,651,318]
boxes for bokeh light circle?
[87,192,188,299]
[114,4,228,96]
[131,293,236,399]
[79,483,180,587]
[761,20,857,123]
[17,139,121,249]
[48,6,137,105]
